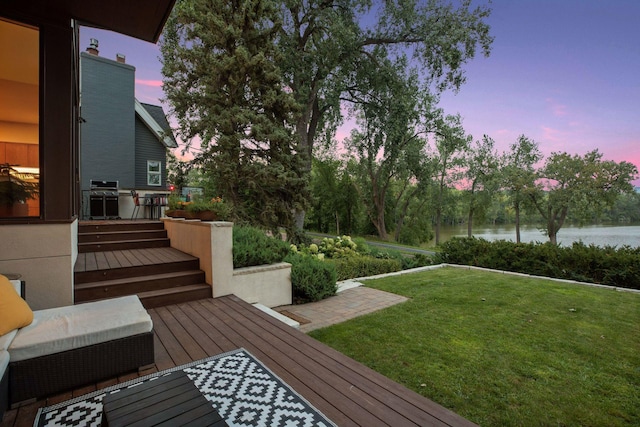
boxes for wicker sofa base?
[9,331,154,405]
[0,365,7,420]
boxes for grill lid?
[90,180,118,190]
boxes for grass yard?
[308,267,640,426]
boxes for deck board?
[95,252,110,270]
[2,295,476,427]
[72,247,199,274]
[104,251,120,269]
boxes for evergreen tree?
[161,0,307,234]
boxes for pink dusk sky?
[80,0,640,185]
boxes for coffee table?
[102,371,228,426]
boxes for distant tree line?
[160,0,638,245]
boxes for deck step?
[78,229,168,244]
[75,221,211,308]
[74,270,206,303]
[78,238,170,253]
[137,284,213,309]
[78,221,164,233]
[75,257,201,284]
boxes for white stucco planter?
[231,262,292,307]
[162,218,292,307]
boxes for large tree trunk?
[467,207,473,237]
[514,202,521,243]
[375,211,388,240]
[435,207,442,245]
[373,192,388,240]
[293,87,320,230]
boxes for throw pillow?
[0,274,34,336]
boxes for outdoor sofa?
[0,274,154,413]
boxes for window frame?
[147,160,161,186]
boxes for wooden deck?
[74,246,197,273]
[1,295,476,427]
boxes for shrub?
[329,256,402,281]
[287,228,313,246]
[352,237,372,256]
[232,225,290,268]
[400,253,433,270]
[285,253,337,303]
[319,236,359,258]
[436,237,640,290]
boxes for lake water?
[433,224,640,248]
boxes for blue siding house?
[80,43,177,219]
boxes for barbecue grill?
[89,180,119,219]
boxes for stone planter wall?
[161,218,292,307]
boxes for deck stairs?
[74,221,211,308]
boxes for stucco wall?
[0,220,77,309]
[232,263,292,307]
[162,218,292,307]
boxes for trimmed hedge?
[329,256,403,281]
[285,253,338,303]
[232,225,290,268]
[435,237,640,290]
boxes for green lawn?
[308,267,640,426]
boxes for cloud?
[546,97,568,117]
[540,126,568,147]
[135,79,163,87]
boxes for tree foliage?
[278,0,493,226]
[344,55,437,240]
[501,135,542,242]
[463,135,499,237]
[529,150,638,244]
[431,114,471,244]
[160,0,308,234]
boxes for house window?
[147,160,161,186]
[0,19,40,218]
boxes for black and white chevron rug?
[34,348,336,427]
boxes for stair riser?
[79,223,164,233]
[78,239,170,253]
[75,272,206,303]
[78,230,168,243]
[75,260,201,284]
[140,288,213,309]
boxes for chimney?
[86,38,99,55]
[116,53,126,63]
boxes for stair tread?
[78,237,169,245]
[137,284,211,297]
[78,229,164,234]
[75,270,205,289]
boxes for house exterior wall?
[80,52,136,191]
[0,10,80,309]
[0,1,174,310]
[0,221,77,310]
[134,115,168,190]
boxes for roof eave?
[135,99,178,149]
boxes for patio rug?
[34,348,336,427]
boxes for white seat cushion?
[9,280,22,297]
[0,329,17,352]
[9,296,152,362]
[0,350,8,376]
[0,281,25,351]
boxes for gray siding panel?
[80,53,136,190]
[135,116,168,190]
